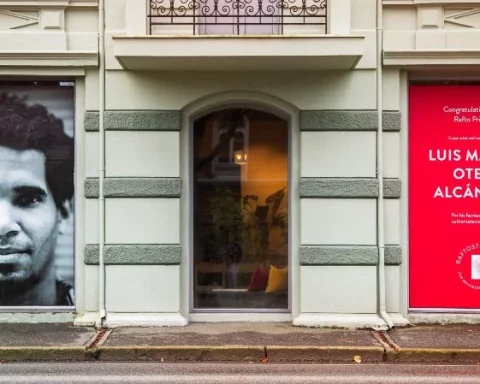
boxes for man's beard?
[0,255,54,305]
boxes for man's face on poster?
[0,146,60,288]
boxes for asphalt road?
[1,363,480,383]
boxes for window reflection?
[193,109,289,310]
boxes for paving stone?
[0,324,95,347]
[103,323,382,347]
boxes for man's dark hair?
[0,92,74,217]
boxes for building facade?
[0,0,479,328]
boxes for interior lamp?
[234,150,248,165]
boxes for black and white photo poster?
[0,81,75,307]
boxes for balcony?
[112,0,365,71]
[148,0,327,35]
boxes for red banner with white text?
[409,85,480,309]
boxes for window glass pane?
[200,0,281,35]
[217,132,230,163]
[193,109,288,310]
[233,131,244,153]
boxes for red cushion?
[247,264,269,291]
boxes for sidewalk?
[1,323,480,364]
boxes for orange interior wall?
[241,114,288,203]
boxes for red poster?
[409,85,480,309]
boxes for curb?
[387,348,480,364]
[266,346,385,363]
[0,347,90,362]
[1,345,480,364]
[94,346,266,362]
[93,345,385,363]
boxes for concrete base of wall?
[408,313,480,325]
[293,313,388,330]
[0,313,75,323]
[104,313,188,328]
[189,313,292,323]
[388,312,410,327]
[74,311,99,327]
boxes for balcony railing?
[148,0,327,35]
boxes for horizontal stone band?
[84,244,181,265]
[300,246,402,266]
[85,110,399,131]
[85,178,182,198]
[84,110,181,131]
[384,246,402,265]
[85,178,399,198]
[300,110,401,131]
[300,178,401,198]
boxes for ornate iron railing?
[148,0,327,35]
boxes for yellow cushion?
[265,265,288,293]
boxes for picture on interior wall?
[0,81,75,307]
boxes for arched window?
[193,108,289,311]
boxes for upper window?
[199,0,281,35]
